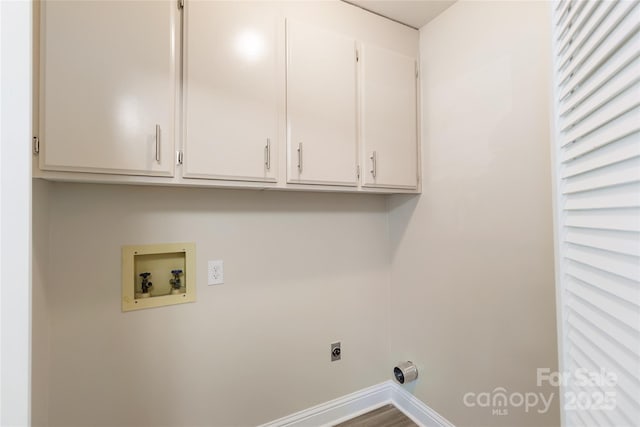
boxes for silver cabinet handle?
[297,142,303,172]
[370,151,377,178]
[155,124,161,163]
[265,138,271,170]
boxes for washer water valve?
[170,269,183,295]
[139,272,152,298]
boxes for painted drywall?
[40,183,391,426]
[30,1,416,425]
[388,1,560,426]
[30,1,564,425]
[32,179,50,427]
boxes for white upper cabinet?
[37,1,420,193]
[286,20,358,186]
[361,44,418,189]
[39,0,177,176]
[183,2,280,182]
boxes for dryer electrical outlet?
[331,342,341,361]
[208,260,224,285]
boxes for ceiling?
[345,1,456,29]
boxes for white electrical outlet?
[208,260,224,285]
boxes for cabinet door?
[184,1,280,182]
[40,0,177,176]
[361,44,418,189]
[286,21,358,186]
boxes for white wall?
[388,2,560,426]
[38,183,391,426]
[30,2,566,426]
[1,0,32,425]
[30,2,416,424]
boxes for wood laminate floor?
[333,404,418,427]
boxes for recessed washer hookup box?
[121,242,196,312]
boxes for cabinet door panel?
[40,0,176,176]
[362,45,418,189]
[184,1,280,182]
[286,21,358,186]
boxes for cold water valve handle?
[139,272,152,294]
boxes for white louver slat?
[561,55,640,130]
[562,109,640,160]
[558,1,600,60]
[552,0,640,425]
[563,134,640,178]
[558,2,637,95]
[565,227,640,255]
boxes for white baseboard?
[390,383,455,427]
[258,381,454,427]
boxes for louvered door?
[552,0,640,425]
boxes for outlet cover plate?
[208,260,224,285]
